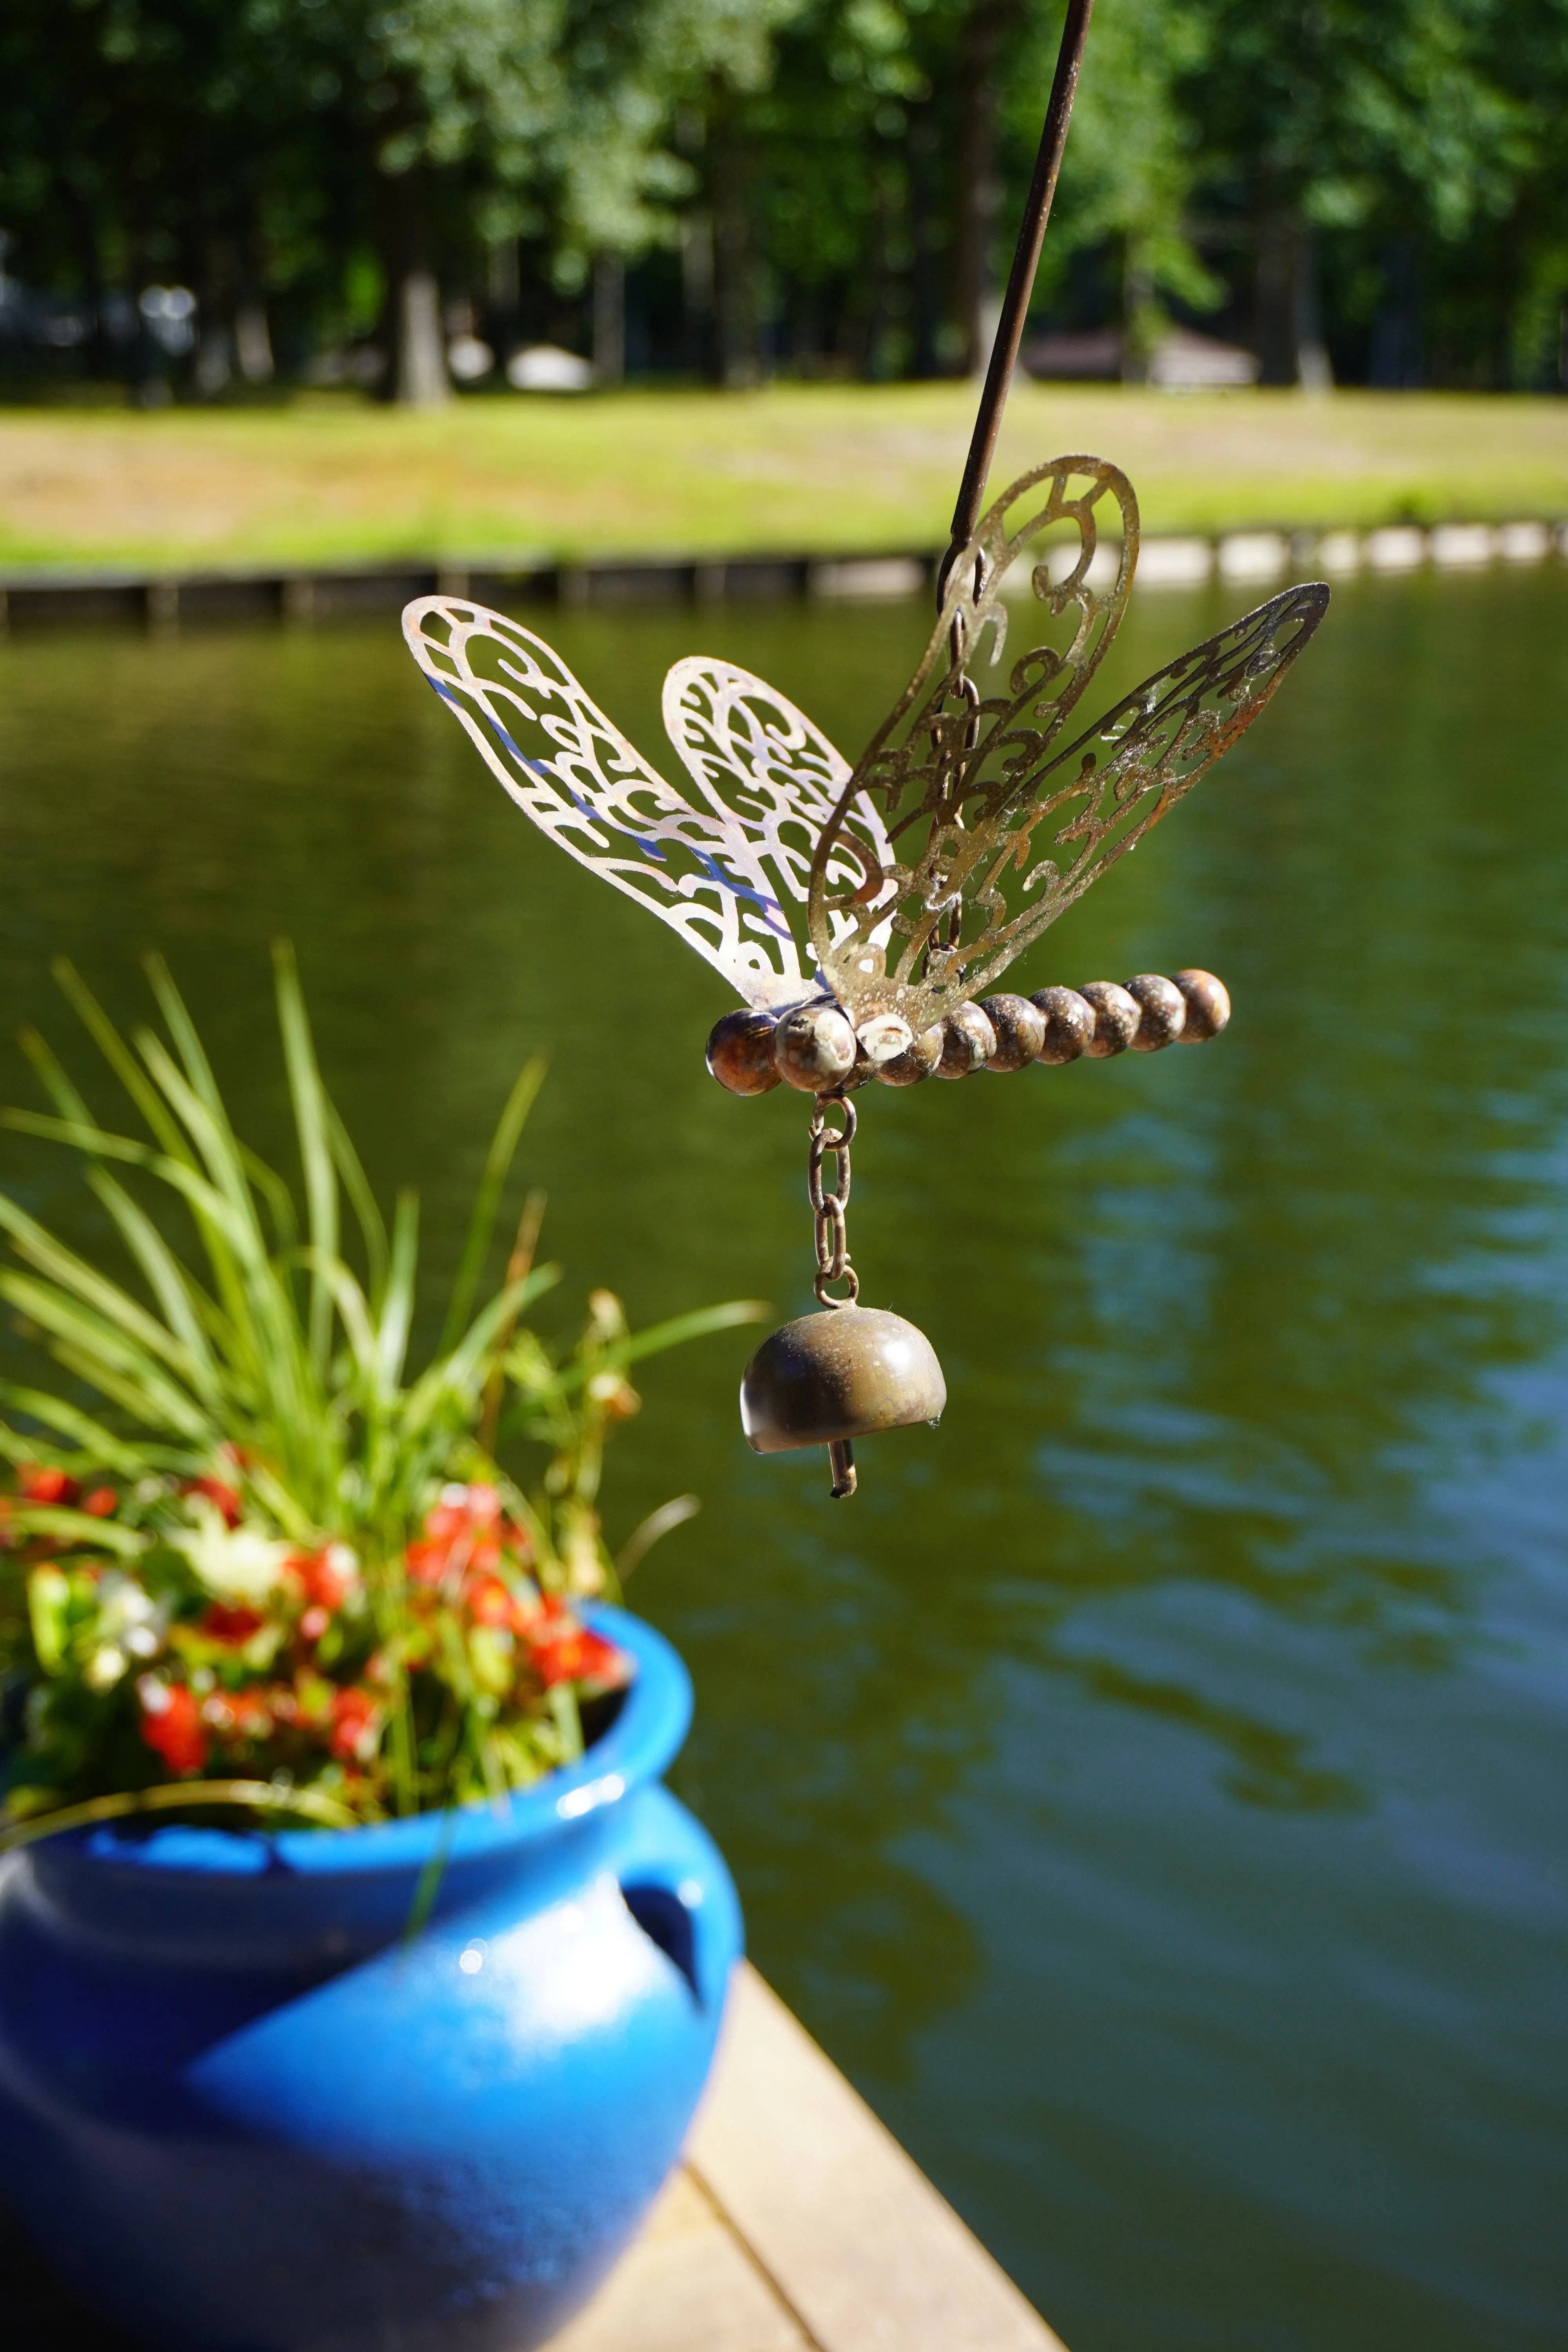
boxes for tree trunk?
[593,251,626,384]
[950,0,1016,377]
[234,299,274,384]
[908,113,943,378]
[853,172,897,379]
[395,272,448,407]
[487,236,521,363]
[1121,243,1155,383]
[63,178,113,381]
[712,151,761,387]
[1292,227,1332,391]
[1255,217,1295,385]
[1260,217,1335,389]
[194,234,234,399]
[681,212,715,377]
[376,164,449,408]
[1368,239,1421,388]
[234,206,275,385]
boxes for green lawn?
[3,382,1566,571]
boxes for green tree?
[8,0,1568,394]
[322,0,808,400]
[1180,0,1541,385]
[1041,0,1221,372]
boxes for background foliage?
[2,0,1566,393]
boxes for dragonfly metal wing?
[407,456,1327,1039]
[809,459,1327,1028]
[403,599,816,1008]
[662,656,896,982]
[975,579,1331,982]
[807,456,1138,1024]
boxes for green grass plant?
[3,385,1567,572]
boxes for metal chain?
[807,1094,859,1308]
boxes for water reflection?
[2,564,1566,2350]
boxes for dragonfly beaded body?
[403,454,1327,1498]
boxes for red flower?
[406,1523,499,1591]
[529,1622,625,1689]
[466,1574,520,1628]
[405,1537,448,1587]
[184,1476,242,1528]
[329,1686,380,1763]
[200,1602,265,1646]
[411,1485,506,1589]
[289,1544,358,1614]
[83,1487,118,1518]
[19,1465,80,1507]
[137,1680,209,1775]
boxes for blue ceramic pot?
[0,1606,741,2352]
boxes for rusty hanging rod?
[937,0,1095,607]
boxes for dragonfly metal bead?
[937,1003,996,1078]
[1173,969,1231,1042]
[1080,982,1142,1057]
[1030,986,1095,1064]
[1126,973,1188,1051]
[875,1025,944,1087]
[706,1007,782,1096]
[979,993,1047,1071]
[774,1003,858,1093]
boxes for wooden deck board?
[683,1964,1067,2352]
[549,2167,812,2352]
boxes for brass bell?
[740,1306,946,1500]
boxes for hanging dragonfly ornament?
[401,5,1328,1501]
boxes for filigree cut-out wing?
[662,656,895,968]
[806,455,1137,1023]
[403,600,831,1009]
[808,457,1328,1031]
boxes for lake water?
[2,563,1566,2352]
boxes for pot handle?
[611,1787,742,2013]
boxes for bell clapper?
[828,1439,857,1500]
